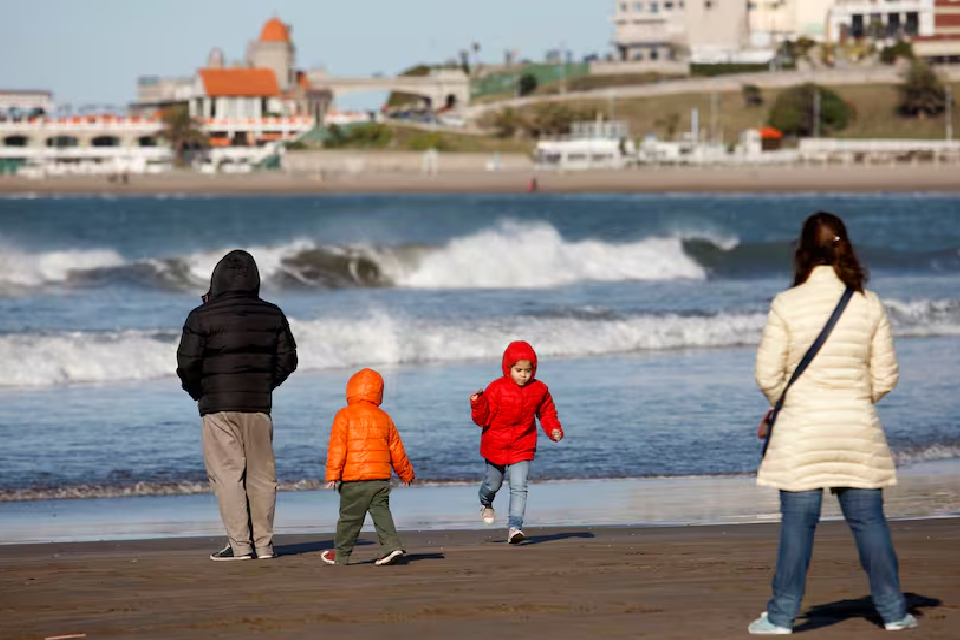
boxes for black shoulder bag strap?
[762,286,854,457]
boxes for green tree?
[528,103,594,137]
[880,40,913,65]
[486,108,526,138]
[897,60,947,118]
[768,84,853,137]
[160,104,206,167]
[517,73,538,97]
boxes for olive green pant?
[335,479,402,564]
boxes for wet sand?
[1,519,957,640]
[1,164,959,195]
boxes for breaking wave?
[4,219,959,296]
[2,298,959,387]
[0,221,711,294]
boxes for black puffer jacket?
[176,250,298,416]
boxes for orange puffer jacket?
[326,368,415,483]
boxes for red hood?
[501,341,538,379]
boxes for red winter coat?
[470,341,563,465]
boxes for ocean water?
[1,192,959,502]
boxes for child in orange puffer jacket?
[322,368,415,566]
[470,341,563,544]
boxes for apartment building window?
[887,12,901,38]
[905,12,919,37]
[665,0,674,9]
[705,0,713,9]
[851,14,864,39]
[621,2,628,12]
[633,50,645,61]
[650,1,659,12]
[634,1,643,10]
[678,0,684,7]
[650,48,660,60]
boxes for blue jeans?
[766,488,907,629]
[478,459,530,529]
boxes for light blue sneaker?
[885,613,919,631]
[748,612,792,635]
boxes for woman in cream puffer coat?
[748,212,916,635]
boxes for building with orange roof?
[130,16,332,151]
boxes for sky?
[0,0,612,111]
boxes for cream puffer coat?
[756,266,899,491]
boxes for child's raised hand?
[470,390,484,403]
[551,429,563,442]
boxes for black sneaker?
[210,545,253,561]
[375,550,405,565]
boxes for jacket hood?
[208,250,260,299]
[501,341,538,378]
[346,368,384,406]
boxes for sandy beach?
[0,519,957,640]
[1,164,959,195]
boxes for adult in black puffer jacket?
[176,249,298,562]
[177,249,297,415]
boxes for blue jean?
[478,459,530,529]
[766,488,907,629]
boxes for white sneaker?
[375,549,405,566]
[481,505,495,525]
[508,527,525,545]
[885,614,918,631]
[748,612,792,635]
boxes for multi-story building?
[826,1,960,61]
[827,0,935,43]
[748,0,837,45]
[134,17,331,132]
[912,0,960,61]
[612,0,749,63]
[0,18,324,176]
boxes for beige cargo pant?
[202,412,276,556]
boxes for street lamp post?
[813,89,822,138]
[559,42,567,95]
[947,85,953,142]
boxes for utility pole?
[947,85,953,142]
[710,91,719,144]
[813,89,822,138]
[559,41,568,95]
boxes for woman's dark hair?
[793,211,867,293]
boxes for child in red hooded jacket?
[469,341,563,544]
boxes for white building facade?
[612,0,750,63]
[748,0,837,45]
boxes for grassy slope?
[514,82,960,143]
[340,82,958,153]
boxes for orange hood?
[346,368,383,406]
[501,341,538,379]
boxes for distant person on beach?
[470,341,563,544]
[176,249,298,562]
[748,212,916,634]
[321,368,415,566]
